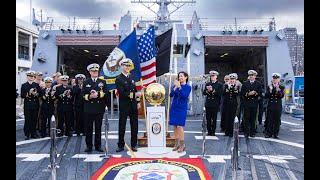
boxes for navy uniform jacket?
[203,81,223,108]
[20,82,41,110]
[223,84,240,105]
[240,80,262,108]
[265,84,285,109]
[39,87,55,112]
[55,85,74,112]
[115,73,137,110]
[81,78,107,114]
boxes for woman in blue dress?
[169,71,191,153]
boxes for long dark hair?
[177,71,189,83]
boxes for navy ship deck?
[16,113,304,179]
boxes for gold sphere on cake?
[145,83,166,106]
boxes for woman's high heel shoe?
[177,140,186,153]
[172,139,180,151]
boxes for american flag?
[136,27,157,90]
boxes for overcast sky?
[16,0,304,34]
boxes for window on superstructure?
[18,32,30,61]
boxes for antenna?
[131,0,196,31]
[131,0,195,20]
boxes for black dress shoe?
[95,147,104,152]
[116,147,124,152]
[85,147,92,153]
[273,135,279,139]
[265,134,271,138]
[212,133,216,136]
[250,134,255,138]
[25,136,30,140]
[131,147,138,152]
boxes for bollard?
[232,116,240,180]
[201,107,206,158]
[100,106,110,159]
[48,115,60,180]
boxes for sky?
[16,0,304,34]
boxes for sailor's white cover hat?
[209,70,219,76]
[87,63,100,71]
[119,58,133,66]
[248,70,258,75]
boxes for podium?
[146,106,167,154]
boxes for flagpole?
[166,24,175,135]
[140,79,147,119]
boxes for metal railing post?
[100,106,110,159]
[202,107,206,158]
[48,115,60,180]
[232,116,241,180]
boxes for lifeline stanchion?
[100,106,110,159]
[48,115,60,180]
[232,116,241,180]
[202,107,206,158]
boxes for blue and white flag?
[100,29,140,90]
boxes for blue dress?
[169,84,191,126]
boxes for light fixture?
[259,29,264,33]
[195,32,202,40]
[67,28,72,33]
[253,28,257,34]
[84,49,90,53]
[237,30,241,34]
[193,49,201,56]
[41,31,49,39]
[76,29,80,33]
[244,29,248,34]
[222,27,226,34]
[220,53,228,58]
[83,29,86,33]
[60,29,65,33]
[92,30,96,34]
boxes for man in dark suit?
[115,58,140,152]
[240,70,262,138]
[82,63,108,153]
[55,75,74,137]
[20,71,41,140]
[203,70,223,136]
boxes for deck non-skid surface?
[16,113,304,180]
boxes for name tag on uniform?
[86,84,91,88]
[129,92,133,99]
